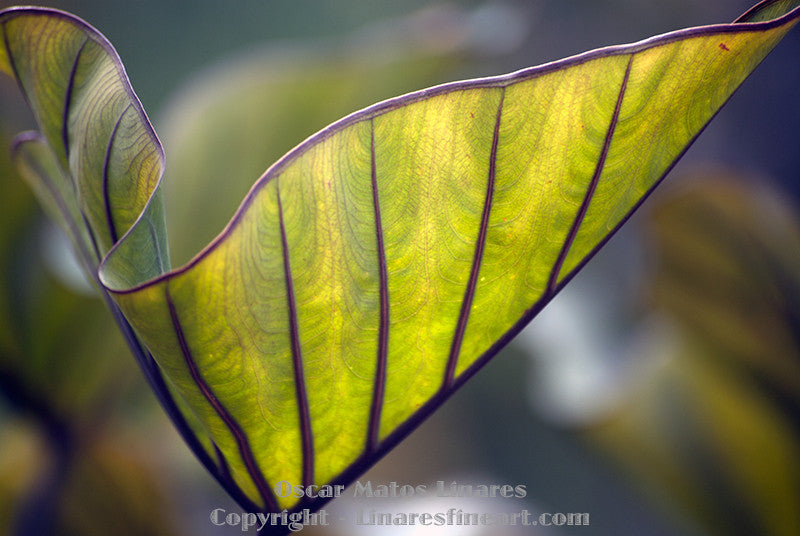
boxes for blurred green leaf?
[0,423,48,533]
[0,424,183,536]
[56,438,182,536]
[592,174,800,536]
[650,175,800,399]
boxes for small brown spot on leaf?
[719,42,730,51]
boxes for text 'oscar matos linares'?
[274,480,528,499]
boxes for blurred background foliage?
[0,0,798,534]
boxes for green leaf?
[1,1,799,516]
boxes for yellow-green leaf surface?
[1,1,799,516]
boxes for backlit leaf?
[1,1,798,517]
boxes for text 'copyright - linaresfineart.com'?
[210,480,590,532]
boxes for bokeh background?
[1,0,799,534]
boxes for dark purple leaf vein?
[165,288,278,512]
[547,56,633,294]
[62,37,88,160]
[103,103,131,243]
[276,186,315,488]
[443,88,506,391]
[366,119,389,453]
